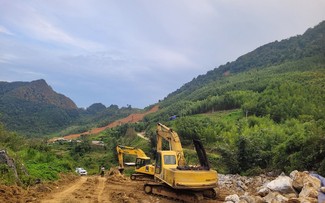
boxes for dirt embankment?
[64,105,159,140]
[49,105,159,142]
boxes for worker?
[100,165,105,177]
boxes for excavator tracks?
[144,182,217,203]
[130,173,153,181]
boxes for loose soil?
[0,169,229,203]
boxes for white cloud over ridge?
[0,0,325,108]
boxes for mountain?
[143,20,325,175]
[147,21,325,123]
[0,79,79,136]
[162,21,325,106]
[0,79,77,109]
[0,79,143,136]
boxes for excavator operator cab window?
[155,152,162,174]
[163,155,176,165]
[135,158,146,169]
[144,159,151,165]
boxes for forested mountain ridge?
[164,21,325,104]
[143,20,325,175]
[0,79,77,109]
[0,79,80,135]
[0,79,141,136]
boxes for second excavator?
[116,145,154,180]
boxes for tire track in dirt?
[39,172,180,203]
[40,176,112,203]
[40,176,88,203]
[96,177,107,203]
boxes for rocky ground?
[221,170,325,203]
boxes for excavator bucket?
[193,139,210,170]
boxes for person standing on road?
[100,165,105,177]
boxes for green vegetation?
[0,121,151,186]
[0,124,74,185]
[0,80,143,136]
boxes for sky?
[1,1,325,109]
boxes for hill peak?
[0,79,77,109]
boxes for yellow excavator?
[144,123,218,202]
[116,145,155,180]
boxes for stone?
[267,175,296,194]
[257,187,270,197]
[290,170,299,179]
[288,197,318,203]
[225,194,240,203]
[299,182,318,199]
[321,186,325,193]
[239,195,256,203]
[291,171,320,192]
[237,180,248,191]
[264,192,288,203]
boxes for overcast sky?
[1,0,325,109]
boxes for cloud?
[145,46,196,70]
[0,2,103,51]
[1,0,325,108]
[0,54,17,64]
[0,25,14,36]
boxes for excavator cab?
[135,157,151,169]
[154,151,178,174]
[116,145,155,179]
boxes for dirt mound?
[111,191,138,203]
[0,185,34,203]
[106,167,129,182]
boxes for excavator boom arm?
[156,123,186,166]
[116,145,148,169]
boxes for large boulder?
[266,174,296,194]
[290,171,320,192]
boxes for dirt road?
[38,174,178,203]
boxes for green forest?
[0,21,324,186]
[143,21,325,175]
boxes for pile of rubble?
[106,167,129,182]
[222,170,325,203]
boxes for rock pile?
[222,170,325,203]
